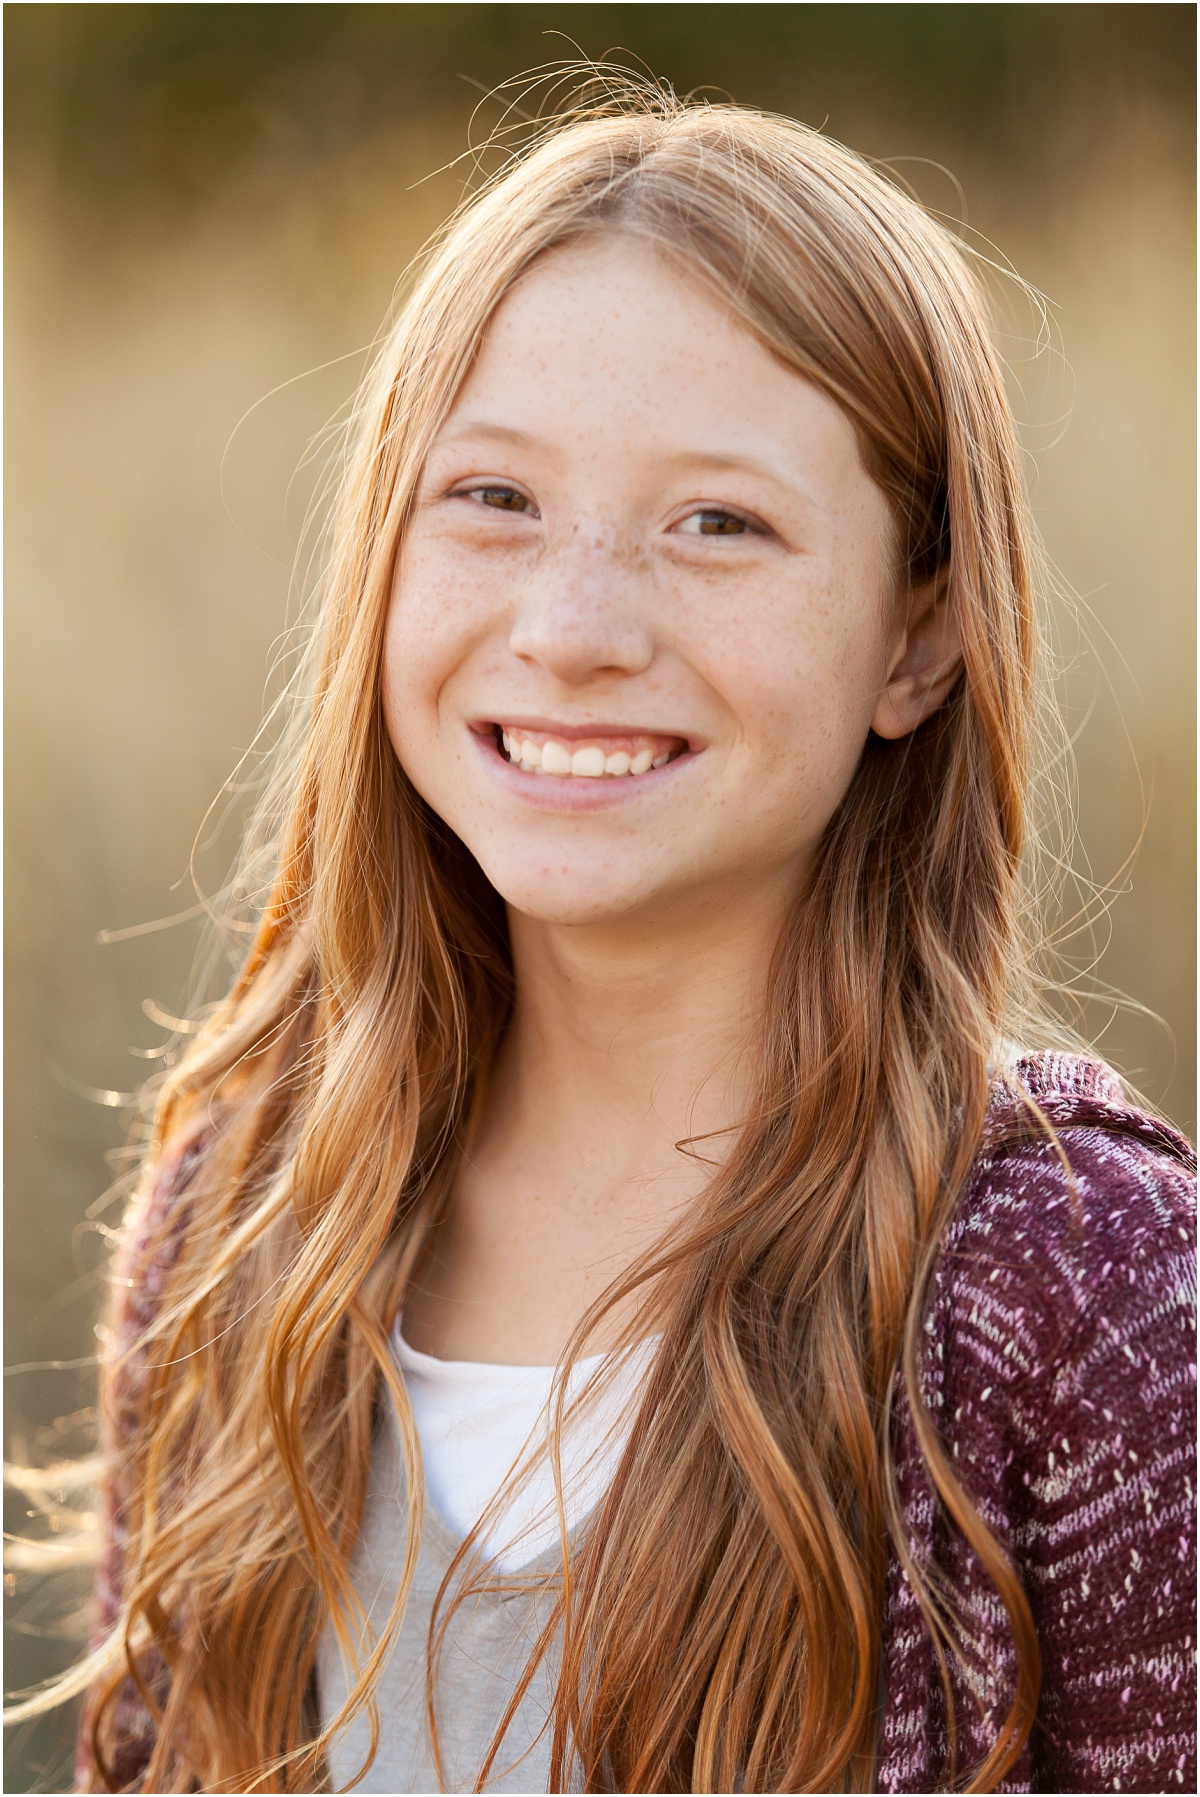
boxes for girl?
[60,87,1194,1792]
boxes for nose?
[508,524,655,687]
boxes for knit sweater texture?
[78,1053,1197,1792]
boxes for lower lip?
[469,729,696,810]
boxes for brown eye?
[472,485,531,512]
[679,507,752,536]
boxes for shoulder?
[922,1054,1197,1788]
[917,1050,1195,1507]
[111,1124,214,1341]
[885,1060,1195,1790]
[932,1051,1194,1369]
[105,1121,215,1442]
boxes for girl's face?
[384,237,918,930]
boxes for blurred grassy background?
[4,5,1194,1786]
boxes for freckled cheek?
[700,611,854,749]
[382,610,485,818]
[384,549,500,731]
[700,604,880,813]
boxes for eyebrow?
[432,419,542,451]
[430,418,825,511]
[669,448,822,506]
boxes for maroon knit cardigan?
[80,1053,1196,1792]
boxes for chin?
[479,862,659,929]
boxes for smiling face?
[382,235,909,931]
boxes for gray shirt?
[317,1390,568,1793]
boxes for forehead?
[437,235,875,503]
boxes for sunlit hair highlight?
[43,74,1054,1792]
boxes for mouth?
[488,722,690,779]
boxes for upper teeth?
[500,732,676,777]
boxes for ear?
[870,567,963,741]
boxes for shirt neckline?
[392,1313,612,1385]
[384,1332,609,1581]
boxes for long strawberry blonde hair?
[48,78,1053,1793]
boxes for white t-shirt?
[392,1316,655,1573]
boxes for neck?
[403,872,799,1362]
[502,876,792,1148]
